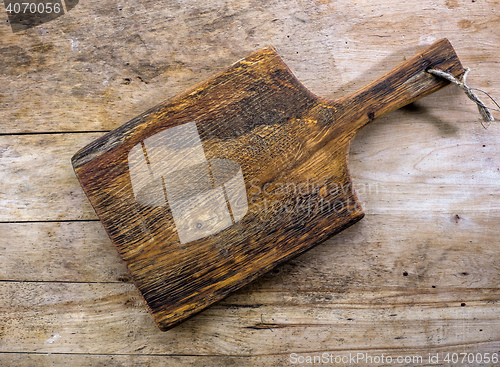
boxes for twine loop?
[427,67,499,128]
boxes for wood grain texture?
[0,282,498,355]
[72,39,464,330]
[0,0,498,134]
[0,222,129,282]
[0,133,98,221]
[0,122,498,223]
[2,211,500,287]
[1,0,499,364]
[0,354,278,367]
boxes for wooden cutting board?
[72,38,464,331]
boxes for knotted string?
[427,67,500,128]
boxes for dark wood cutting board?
[72,39,464,330]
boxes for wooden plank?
[0,350,499,367]
[0,221,128,283]
[0,0,498,134]
[0,282,498,356]
[0,133,99,221]
[1,348,500,367]
[0,354,275,367]
[1,115,498,222]
[0,214,499,288]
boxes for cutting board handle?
[335,38,465,135]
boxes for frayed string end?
[427,67,499,129]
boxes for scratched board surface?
[71,46,366,330]
[1,0,499,365]
[71,39,463,330]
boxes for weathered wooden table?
[1,0,499,365]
